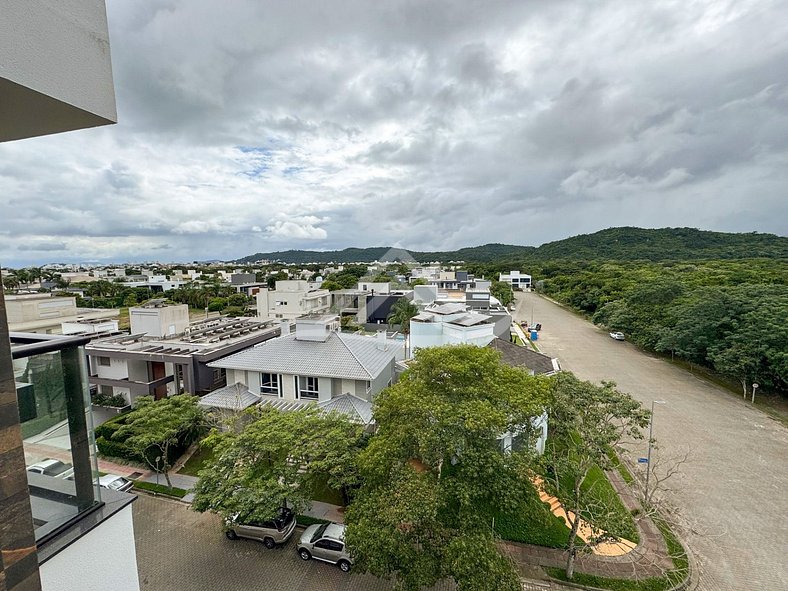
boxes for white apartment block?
[498,271,532,289]
[256,280,330,320]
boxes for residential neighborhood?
[2,3,787,591]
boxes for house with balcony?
[256,280,330,320]
[86,305,280,405]
[207,316,404,423]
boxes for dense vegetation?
[533,259,787,397]
[236,227,787,265]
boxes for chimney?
[280,320,291,336]
[376,330,387,351]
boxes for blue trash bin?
[530,330,538,341]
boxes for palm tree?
[386,298,419,335]
[3,274,20,292]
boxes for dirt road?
[514,291,788,591]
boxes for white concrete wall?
[0,0,117,141]
[39,503,140,591]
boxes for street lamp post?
[645,400,666,504]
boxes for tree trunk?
[565,480,583,579]
[741,378,748,399]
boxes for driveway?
[514,292,788,591]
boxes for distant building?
[5,293,119,334]
[499,271,532,290]
[256,280,330,320]
[410,303,498,354]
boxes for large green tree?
[346,345,549,591]
[541,374,650,579]
[192,406,364,524]
[112,395,206,488]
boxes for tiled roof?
[198,383,261,410]
[318,394,374,425]
[208,331,403,380]
[488,338,559,375]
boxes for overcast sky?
[2,0,787,266]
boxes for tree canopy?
[346,345,549,591]
[191,406,364,523]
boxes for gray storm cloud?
[0,0,786,265]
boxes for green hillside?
[236,228,787,264]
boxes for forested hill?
[236,228,787,264]
[236,243,536,264]
[535,227,788,261]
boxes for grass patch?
[309,475,345,506]
[544,567,677,591]
[607,447,635,485]
[133,481,189,498]
[493,484,577,548]
[578,464,639,543]
[178,442,215,477]
[297,515,331,527]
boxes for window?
[260,373,280,396]
[297,375,319,399]
[98,356,111,366]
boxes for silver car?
[225,507,297,549]
[99,474,134,493]
[297,522,352,572]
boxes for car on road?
[609,331,625,340]
[225,507,297,549]
[26,459,73,477]
[99,474,134,493]
[297,522,352,572]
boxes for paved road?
[514,292,788,591]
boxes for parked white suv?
[297,522,352,572]
[609,331,625,341]
[27,459,72,477]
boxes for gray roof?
[198,383,261,410]
[209,331,403,380]
[488,338,559,375]
[318,394,374,425]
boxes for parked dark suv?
[225,507,297,548]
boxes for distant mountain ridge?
[235,227,788,264]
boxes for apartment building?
[0,3,138,590]
[5,294,119,335]
[256,280,330,320]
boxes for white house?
[409,303,497,355]
[256,280,330,320]
[208,316,404,415]
[499,271,532,290]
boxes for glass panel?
[15,345,101,542]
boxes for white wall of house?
[256,282,331,320]
[39,503,140,591]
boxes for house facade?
[499,271,532,290]
[209,316,404,407]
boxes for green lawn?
[309,475,345,506]
[545,568,678,591]
[133,480,189,498]
[493,483,576,548]
[178,442,215,477]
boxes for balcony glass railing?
[11,333,101,544]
